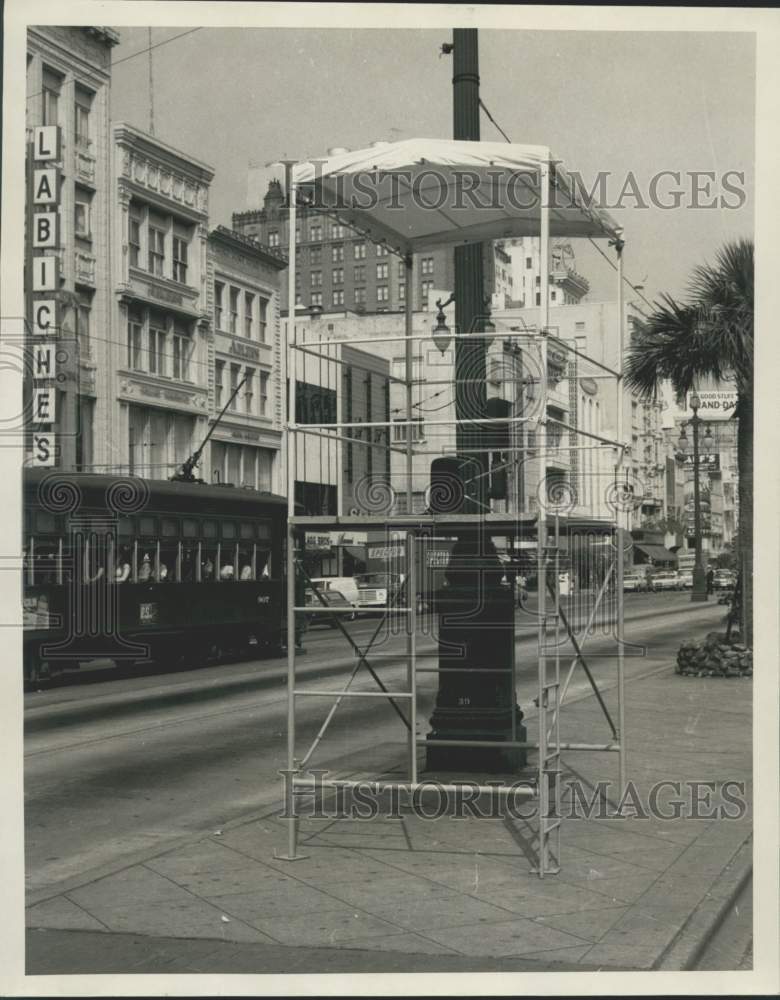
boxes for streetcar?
[23,468,292,685]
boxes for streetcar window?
[222,521,237,539]
[238,543,254,580]
[160,539,178,582]
[83,537,107,584]
[118,516,134,537]
[220,542,238,581]
[161,518,178,538]
[240,522,254,540]
[139,516,157,536]
[137,546,155,582]
[201,544,217,581]
[182,518,198,538]
[202,520,217,539]
[256,548,271,578]
[256,520,272,540]
[115,543,132,583]
[35,511,57,533]
[181,542,197,582]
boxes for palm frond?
[624,295,725,400]
[625,239,754,398]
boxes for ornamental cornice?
[113,122,214,183]
[118,150,209,216]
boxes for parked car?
[623,570,651,593]
[304,587,356,628]
[677,570,693,589]
[713,569,736,591]
[651,570,682,591]
[355,572,402,609]
[309,576,361,608]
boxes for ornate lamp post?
[677,390,713,602]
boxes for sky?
[108,25,755,306]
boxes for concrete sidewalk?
[26,637,753,974]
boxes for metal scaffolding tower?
[276,144,630,875]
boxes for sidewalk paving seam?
[170,836,475,949]
[653,836,753,971]
[61,894,114,933]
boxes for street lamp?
[678,390,712,603]
[432,294,455,354]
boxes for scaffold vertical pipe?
[284,167,300,861]
[553,513,562,868]
[537,157,551,875]
[406,530,418,784]
[404,255,414,511]
[615,236,627,796]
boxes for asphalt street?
[25,592,725,903]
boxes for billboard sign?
[681,389,738,421]
[680,453,720,472]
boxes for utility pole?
[452,28,486,474]
[426,29,525,773]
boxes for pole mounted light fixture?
[432,293,455,354]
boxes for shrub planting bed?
[676,631,752,677]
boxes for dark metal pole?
[426,29,525,773]
[691,403,708,602]
[452,28,486,475]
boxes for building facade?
[232,180,513,316]
[505,237,590,308]
[206,226,286,492]
[25,25,119,470]
[111,123,214,480]
[498,299,665,529]
[284,299,647,527]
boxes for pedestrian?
[138,552,153,582]
[706,566,714,595]
[115,546,131,583]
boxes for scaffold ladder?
[533,520,562,876]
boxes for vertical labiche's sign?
[29,125,62,466]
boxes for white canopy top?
[292,138,621,255]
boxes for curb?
[654,835,753,970]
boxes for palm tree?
[624,239,753,646]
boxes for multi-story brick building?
[25,25,119,469]
[110,123,214,479]
[206,226,286,492]
[232,179,514,317]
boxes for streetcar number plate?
[139,602,158,623]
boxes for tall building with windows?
[232,180,512,316]
[206,226,287,491]
[507,237,590,307]
[25,26,120,470]
[111,123,214,479]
